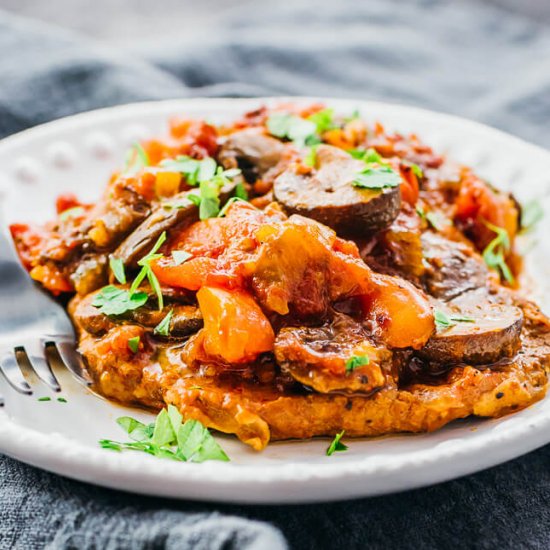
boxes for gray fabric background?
[0,1,549,548]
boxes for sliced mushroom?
[274,313,392,394]
[71,290,203,338]
[273,145,401,236]
[218,128,286,183]
[421,232,490,301]
[418,303,523,365]
[113,182,237,266]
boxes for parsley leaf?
[125,143,150,175]
[349,148,383,164]
[352,166,401,189]
[345,355,370,373]
[100,405,230,463]
[154,309,173,336]
[109,257,126,284]
[326,431,348,456]
[198,180,221,219]
[482,222,514,284]
[172,250,192,265]
[92,285,148,316]
[128,336,140,353]
[434,309,453,330]
[308,108,335,134]
[304,145,318,168]
[234,182,249,200]
[266,113,318,147]
[434,309,476,330]
[130,232,167,310]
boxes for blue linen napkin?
[1,1,549,548]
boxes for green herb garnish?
[92,285,148,316]
[352,166,401,189]
[266,112,319,147]
[482,222,514,284]
[125,143,150,175]
[154,309,173,336]
[109,257,126,284]
[234,182,249,200]
[410,163,423,178]
[308,108,335,134]
[128,336,140,353]
[38,397,51,402]
[304,145,318,168]
[426,211,451,231]
[100,405,229,463]
[345,355,370,373]
[326,430,348,456]
[130,232,167,310]
[349,148,383,164]
[218,196,249,218]
[172,250,192,265]
[57,397,68,403]
[434,309,475,330]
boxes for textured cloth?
[1,1,550,548]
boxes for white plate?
[1,98,550,504]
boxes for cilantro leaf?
[266,113,318,147]
[349,148,383,164]
[304,145,318,168]
[109,257,126,284]
[345,355,370,373]
[117,416,153,441]
[198,180,221,219]
[482,222,514,283]
[172,250,192,265]
[154,309,173,336]
[125,143,150,175]
[100,406,230,463]
[127,336,140,353]
[308,108,335,134]
[410,163,423,178]
[234,182,249,200]
[434,309,454,330]
[352,166,401,189]
[218,197,250,218]
[92,286,148,316]
[326,431,348,456]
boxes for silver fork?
[0,223,91,404]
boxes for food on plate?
[11,104,549,452]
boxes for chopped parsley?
[482,221,514,284]
[304,145,318,168]
[326,431,348,456]
[345,355,370,373]
[172,250,192,265]
[57,397,68,403]
[109,257,126,285]
[266,112,319,147]
[349,148,383,164]
[100,405,229,463]
[128,336,141,353]
[130,232,167,310]
[218,196,249,218]
[308,108,335,134]
[154,309,173,336]
[92,285,148,316]
[520,200,544,234]
[434,309,475,330]
[410,163,423,179]
[125,143,150,175]
[234,181,249,200]
[198,179,221,219]
[37,397,51,402]
[352,166,401,190]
